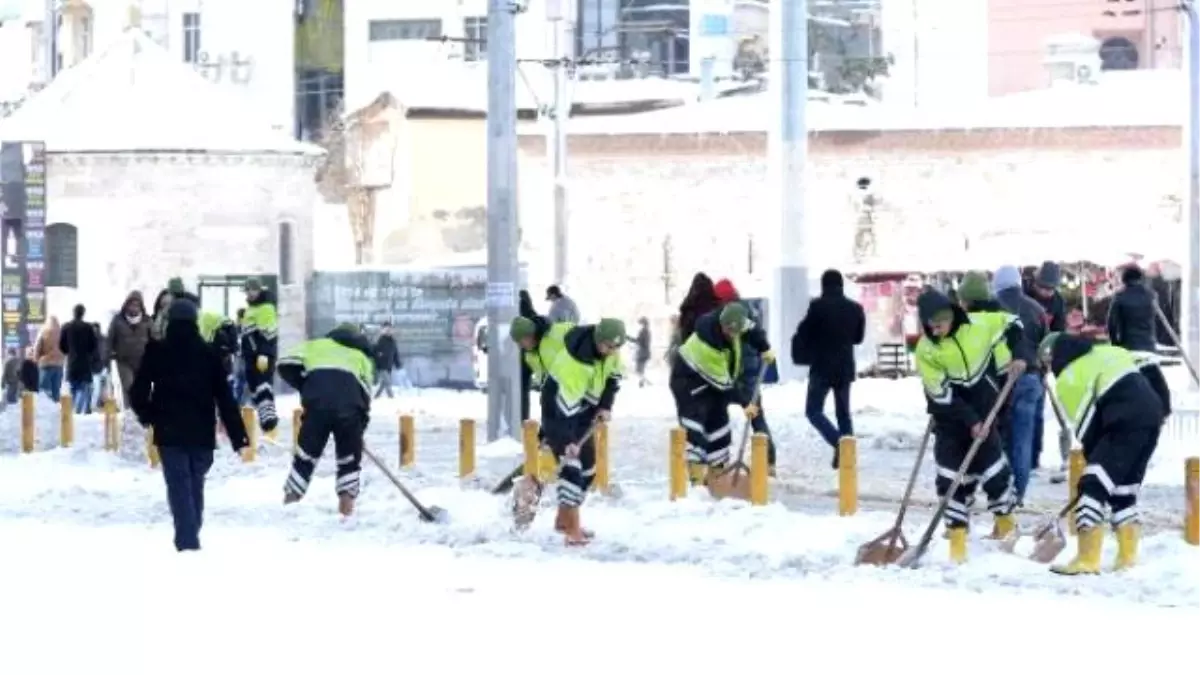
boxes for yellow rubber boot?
[537,451,558,483]
[1051,526,1104,575]
[989,514,1017,540]
[948,527,968,564]
[1113,523,1140,571]
[687,462,708,486]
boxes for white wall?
[345,0,556,112]
[5,0,295,133]
[880,0,988,108]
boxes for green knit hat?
[958,272,991,303]
[1038,332,1061,362]
[719,302,749,332]
[166,277,186,294]
[594,318,626,346]
[244,277,263,292]
[509,316,536,342]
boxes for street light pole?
[1185,2,1199,392]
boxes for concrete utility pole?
[767,0,810,382]
[486,0,523,440]
[547,0,573,288]
[42,0,57,84]
[1185,2,1199,392]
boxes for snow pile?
[0,395,72,453]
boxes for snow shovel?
[362,447,449,523]
[897,375,1017,569]
[855,418,934,566]
[510,420,602,530]
[1018,495,1081,563]
[709,362,769,501]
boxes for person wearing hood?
[988,266,1055,494]
[913,287,1032,563]
[791,269,865,470]
[277,323,375,517]
[508,313,575,508]
[129,299,250,551]
[241,277,281,440]
[714,278,780,472]
[517,289,541,420]
[1030,261,1068,332]
[511,318,625,545]
[671,303,774,494]
[107,291,152,407]
[958,272,1039,503]
[1037,332,1166,574]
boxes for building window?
[183,12,202,63]
[368,19,442,42]
[279,222,294,285]
[463,17,487,61]
[1099,37,1138,70]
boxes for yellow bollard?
[1186,457,1199,546]
[669,427,687,501]
[147,427,160,468]
[292,408,303,455]
[593,421,610,492]
[749,432,769,506]
[241,406,258,462]
[59,393,73,448]
[459,418,476,478]
[1067,446,1085,535]
[20,391,34,453]
[838,436,858,516]
[399,414,415,468]
[103,399,118,451]
[522,419,541,478]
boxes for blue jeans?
[806,375,853,467]
[69,378,93,414]
[159,447,215,551]
[1006,373,1043,501]
[39,365,63,401]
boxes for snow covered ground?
[1,372,1197,673]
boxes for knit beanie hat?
[509,316,536,342]
[713,279,739,304]
[166,277,186,295]
[992,265,1022,293]
[594,318,626,346]
[166,298,198,323]
[719,302,749,332]
[958,272,991,303]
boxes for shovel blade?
[707,469,752,501]
[855,532,908,566]
[1029,530,1067,563]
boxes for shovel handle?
[729,362,770,487]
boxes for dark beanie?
[167,298,199,323]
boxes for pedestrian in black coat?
[1030,261,1068,332]
[518,289,539,420]
[676,273,719,345]
[634,317,651,387]
[130,299,249,552]
[792,269,866,469]
[58,304,99,414]
[1107,265,1158,352]
[371,323,401,399]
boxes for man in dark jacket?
[130,299,250,551]
[792,269,865,469]
[372,323,401,399]
[58,304,99,415]
[992,265,1050,494]
[959,271,1037,502]
[277,324,374,517]
[1107,265,1157,352]
[1030,261,1068,332]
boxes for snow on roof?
[351,60,752,116]
[563,69,1186,135]
[0,28,321,154]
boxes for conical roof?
[0,27,320,154]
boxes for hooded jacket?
[672,309,770,406]
[1107,266,1158,352]
[1047,335,1166,448]
[791,269,865,384]
[108,291,153,370]
[1033,262,1067,332]
[914,289,1032,432]
[992,265,1047,367]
